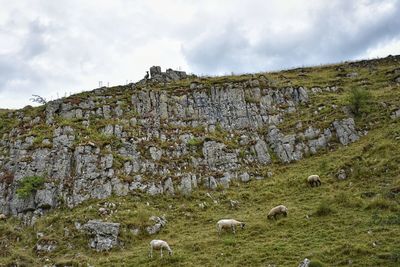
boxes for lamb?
[149,239,173,258]
[216,219,245,235]
[267,205,288,220]
[307,174,322,187]
[0,214,6,220]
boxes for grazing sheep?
[307,174,322,187]
[267,205,288,220]
[216,219,245,235]
[149,239,173,258]
[0,214,6,220]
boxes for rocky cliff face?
[0,67,361,222]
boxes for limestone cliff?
[0,66,363,222]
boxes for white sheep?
[307,174,322,187]
[0,213,6,220]
[149,239,173,258]
[216,219,245,235]
[267,205,288,220]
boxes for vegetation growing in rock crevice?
[16,176,46,199]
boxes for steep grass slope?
[1,56,400,266]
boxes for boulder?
[163,177,174,195]
[239,172,250,183]
[146,216,167,235]
[390,109,400,119]
[150,66,162,77]
[179,175,192,196]
[332,118,359,145]
[254,140,271,164]
[82,220,120,252]
[337,169,347,180]
[298,258,311,267]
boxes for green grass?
[1,120,399,266]
[1,56,400,266]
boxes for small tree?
[30,94,47,105]
[347,88,370,116]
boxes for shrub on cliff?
[16,176,46,199]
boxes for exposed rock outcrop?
[0,70,362,218]
[82,220,120,252]
[146,215,167,235]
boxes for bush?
[347,88,371,116]
[16,176,46,199]
[314,201,334,216]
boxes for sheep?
[267,205,288,220]
[216,219,245,235]
[307,174,322,187]
[0,214,6,220]
[149,239,173,258]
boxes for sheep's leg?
[232,225,236,234]
[149,246,153,258]
[161,247,163,258]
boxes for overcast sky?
[0,0,399,109]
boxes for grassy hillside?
[1,57,400,266]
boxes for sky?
[0,0,399,109]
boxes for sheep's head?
[168,250,173,256]
[240,223,246,229]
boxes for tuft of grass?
[187,137,204,147]
[314,201,334,216]
[366,197,395,210]
[333,192,363,208]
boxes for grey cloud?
[182,24,251,74]
[182,0,400,74]
[0,55,41,92]
[1,0,400,109]
[0,19,50,93]
[21,19,49,59]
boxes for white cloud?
[364,38,400,58]
[0,0,399,108]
